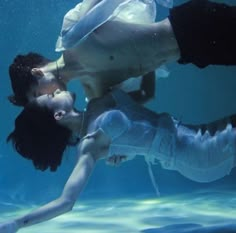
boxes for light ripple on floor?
[1,190,236,233]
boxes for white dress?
[55,0,172,52]
[86,90,236,184]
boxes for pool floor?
[1,190,236,233]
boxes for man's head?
[9,52,66,106]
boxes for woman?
[2,88,236,232]
[9,0,236,106]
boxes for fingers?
[106,155,127,166]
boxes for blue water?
[1,0,236,232]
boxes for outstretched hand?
[0,221,18,233]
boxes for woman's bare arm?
[0,134,106,233]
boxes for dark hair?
[7,101,72,172]
[8,52,50,106]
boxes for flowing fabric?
[56,0,172,51]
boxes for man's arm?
[0,135,106,233]
[128,71,156,104]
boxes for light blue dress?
[56,0,173,51]
[86,90,236,184]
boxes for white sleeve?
[56,0,130,51]
[55,0,158,51]
[56,2,83,52]
[56,1,102,51]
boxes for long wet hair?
[7,100,72,171]
[8,52,50,106]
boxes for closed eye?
[47,93,54,98]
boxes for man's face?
[27,71,66,102]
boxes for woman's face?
[36,89,76,113]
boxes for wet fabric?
[56,0,157,51]
[87,90,236,183]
